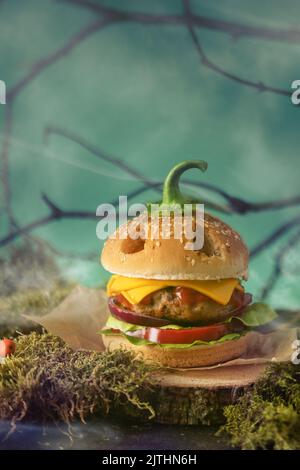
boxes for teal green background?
[1,0,300,308]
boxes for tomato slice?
[127,323,235,344]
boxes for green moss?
[220,363,300,449]
[0,333,156,431]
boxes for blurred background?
[1,0,300,309]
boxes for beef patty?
[115,286,245,325]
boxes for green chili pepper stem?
[162,160,208,206]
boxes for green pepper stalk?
[147,160,208,213]
[162,160,208,207]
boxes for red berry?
[0,338,16,357]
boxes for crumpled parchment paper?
[26,286,108,352]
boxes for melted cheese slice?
[107,275,243,306]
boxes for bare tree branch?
[7,17,113,101]
[0,194,94,248]
[44,126,161,194]
[250,214,300,258]
[182,0,289,96]
[60,0,300,44]
[187,181,300,214]
[45,125,300,216]
[242,196,300,213]
[261,226,300,299]
[0,181,153,248]
[44,125,233,214]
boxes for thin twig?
[243,196,300,213]
[0,183,149,248]
[44,125,232,214]
[187,181,300,214]
[182,0,289,96]
[0,194,95,248]
[44,126,160,193]
[61,0,300,44]
[7,17,113,101]
[45,125,300,215]
[250,214,300,258]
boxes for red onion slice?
[108,297,171,327]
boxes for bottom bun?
[102,333,249,368]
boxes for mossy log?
[151,386,228,425]
[110,380,239,426]
[147,363,266,425]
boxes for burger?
[100,161,277,368]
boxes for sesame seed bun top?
[101,212,248,281]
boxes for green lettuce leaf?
[101,328,242,349]
[229,302,277,327]
[104,315,194,333]
[104,315,145,332]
